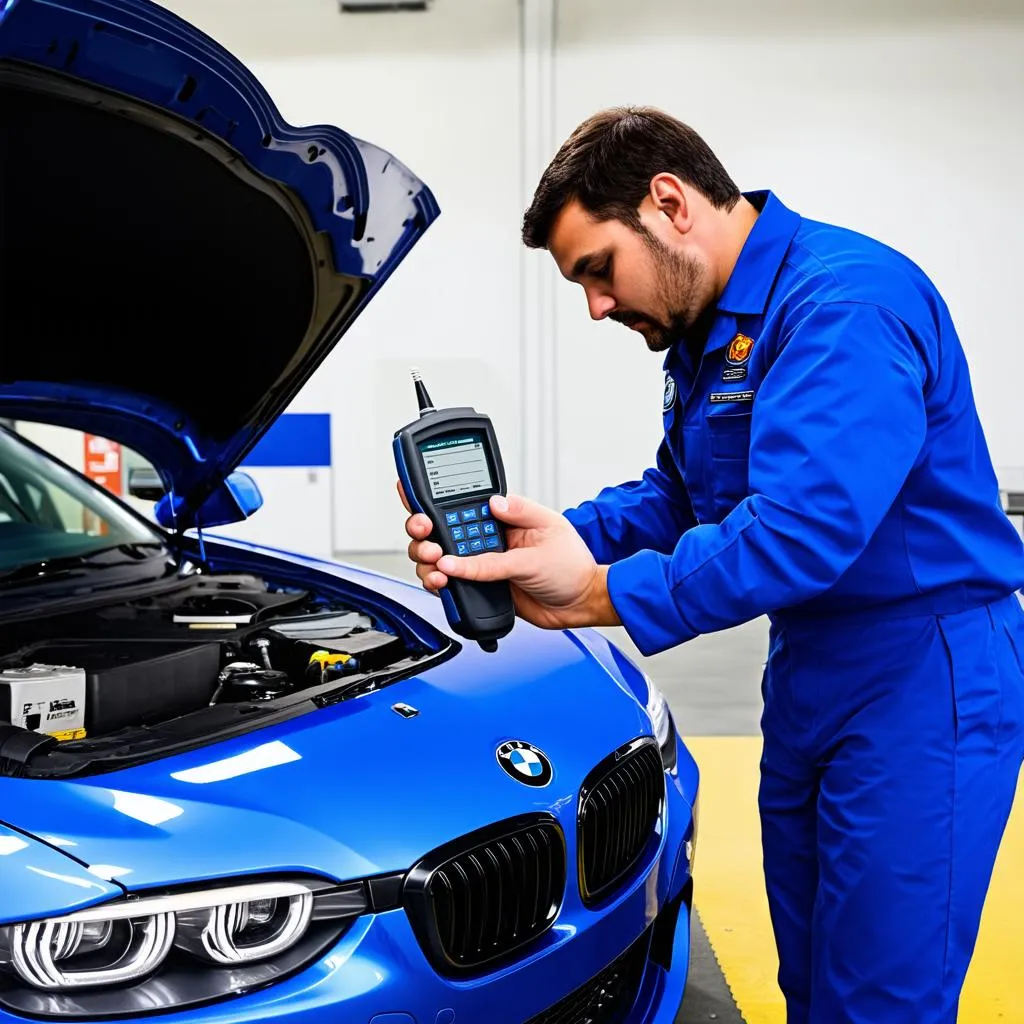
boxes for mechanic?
[400,107,1024,1023]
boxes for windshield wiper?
[0,543,167,585]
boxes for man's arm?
[427,302,933,643]
[605,302,932,654]
[562,436,697,564]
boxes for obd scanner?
[393,370,515,652]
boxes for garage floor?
[346,554,1023,1024]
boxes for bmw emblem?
[496,740,552,787]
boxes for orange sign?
[726,333,755,365]
[83,434,122,495]
[83,434,122,535]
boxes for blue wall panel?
[242,413,331,468]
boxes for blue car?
[0,1,700,1021]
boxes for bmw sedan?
[0,0,700,1020]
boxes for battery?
[0,664,87,741]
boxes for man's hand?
[398,482,620,630]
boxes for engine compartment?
[0,567,447,777]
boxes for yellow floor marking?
[684,737,785,1024]
[960,762,1024,1023]
[683,736,1024,1023]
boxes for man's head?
[522,106,745,352]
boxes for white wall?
[14,423,84,474]
[164,0,524,553]
[553,0,1024,510]
[206,467,335,559]
[133,1,1024,549]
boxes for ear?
[648,173,691,234]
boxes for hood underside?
[0,0,439,519]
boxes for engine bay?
[0,567,449,777]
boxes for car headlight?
[174,882,314,966]
[0,881,319,990]
[4,911,174,990]
[0,874,400,1016]
[645,678,678,771]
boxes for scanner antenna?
[411,367,436,417]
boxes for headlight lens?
[6,913,173,990]
[176,888,313,965]
[645,678,677,771]
[0,880,342,992]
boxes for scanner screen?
[419,434,494,500]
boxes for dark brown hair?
[522,106,740,249]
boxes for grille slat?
[495,839,513,946]
[532,835,548,933]
[626,758,645,856]
[509,835,526,939]
[433,869,456,956]
[593,788,606,881]
[483,845,503,951]
[492,843,508,949]
[467,853,488,957]
[616,767,633,869]
[603,777,619,882]
[579,741,665,905]
[539,824,556,928]
[409,817,566,972]
[451,860,471,961]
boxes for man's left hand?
[437,493,621,631]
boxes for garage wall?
[84,0,1024,553]
[162,0,524,555]
[551,0,1024,511]
[14,423,83,475]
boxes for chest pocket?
[704,410,752,520]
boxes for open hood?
[0,0,439,526]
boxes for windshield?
[0,426,164,574]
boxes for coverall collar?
[716,190,801,316]
[663,190,801,372]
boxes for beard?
[610,230,708,353]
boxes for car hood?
[0,556,662,892]
[0,0,438,524]
[0,823,124,922]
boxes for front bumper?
[0,871,693,1024]
[0,740,697,1024]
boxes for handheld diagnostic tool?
[393,371,515,652]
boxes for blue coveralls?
[563,191,1024,1023]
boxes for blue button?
[456,542,469,556]
[469,539,484,552]
[482,521,496,536]
[484,536,500,550]
[451,526,465,541]
[466,524,481,539]
[480,504,491,519]
[461,508,478,522]
[445,511,460,526]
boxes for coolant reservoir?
[0,664,87,740]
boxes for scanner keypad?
[444,500,504,555]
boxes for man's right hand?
[397,480,619,631]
